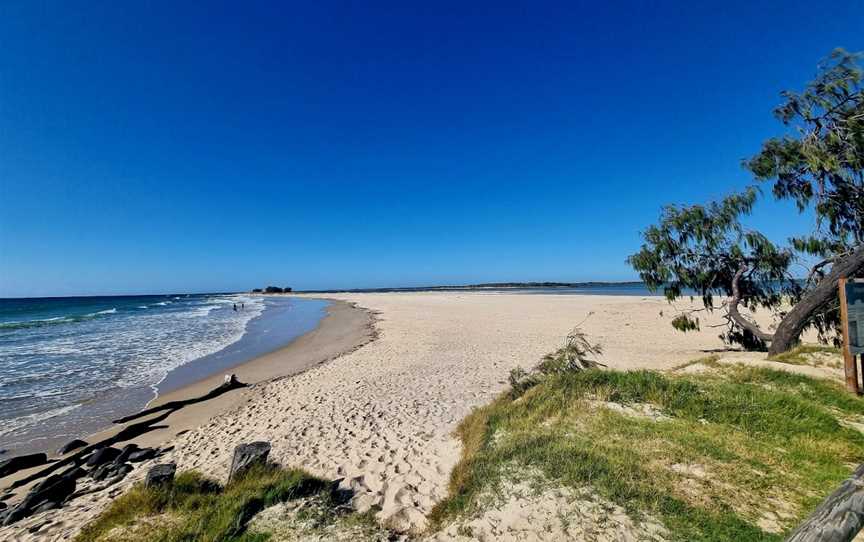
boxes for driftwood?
[786,463,864,541]
[7,375,246,491]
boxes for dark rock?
[28,520,50,533]
[0,492,12,501]
[90,464,113,481]
[24,474,75,509]
[57,439,87,455]
[1,475,75,526]
[31,501,59,514]
[145,463,176,488]
[58,466,86,481]
[0,501,6,510]
[2,506,25,526]
[108,463,133,484]
[114,444,139,464]
[0,453,48,478]
[31,474,62,494]
[128,448,157,463]
[85,447,121,468]
[229,441,271,481]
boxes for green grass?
[768,345,841,366]
[428,365,864,541]
[75,465,379,542]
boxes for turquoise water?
[0,294,328,456]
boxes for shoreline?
[0,298,375,494]
[93,298,376,450]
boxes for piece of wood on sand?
[785,463,864,541]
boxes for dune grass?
[428,364,864,541]
[767,344,841,366]
[74,464,371,542]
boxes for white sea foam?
[0,294,267,448]
[0,403,82,438]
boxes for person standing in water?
[233,303,237,311]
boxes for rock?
[2,506,24,526]
[108,463,133,484]
[229,442,271,481]
[0,501,6,510]
[128,448,157,463]
[3,475,76,526]
[114,444,139,464]
[57,439,88,455]
[85,447,121,467]
[57,466,86,481]
[92,461,132,484]
[145,463,176,488]
[0,453,48,478]
[31,501,59,513]
[25,474,75,507]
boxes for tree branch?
[727,263,775,342]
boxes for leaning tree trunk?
[769,245,864,356]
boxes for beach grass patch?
[429,364,864,541]
[767,344,842,367]
[75,464,384,542]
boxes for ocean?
[0,294,329,456]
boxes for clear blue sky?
[1,1,862,297]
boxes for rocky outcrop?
[229,442,271,481]
[145,463,176,488]
[85,447,121,468]
[128,448,157,463]
[57,440,87,455]
[1,471,76,526]
[0,454,48,479]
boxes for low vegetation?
[767,344,842,367]
[430,362,864,541]
[74,465,385,542]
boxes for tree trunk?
[769,245,864,356]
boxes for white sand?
[0,293,835,540]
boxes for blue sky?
[1,1,862,297]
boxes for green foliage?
[628,49,864,349]
[508,329,604,399]
[671,314,700,332]
[75,465,334,542]
[429,365,864,541]
[536,328,605,375]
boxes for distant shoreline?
[294,281,647,294]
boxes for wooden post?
[785,463,864,541]
[839,278,860,395]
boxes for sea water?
[0,294,328,456]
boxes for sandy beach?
[0,292,837,540]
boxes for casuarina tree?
[628,49,864,355]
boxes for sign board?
[842,279,864,356]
